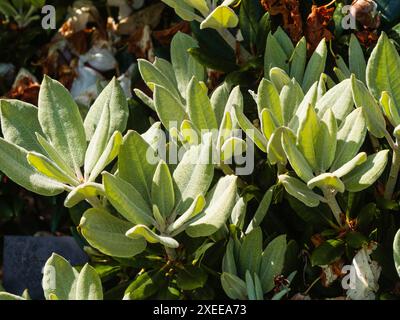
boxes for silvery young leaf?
[0,138,65,196]
[171,32,205,98]
[126,224,179,248]
[351,75,386,138]
[84,79,128,179]
[367,33,400,115]
[79,208,147,258]
[103,172,154,226]
[75,264,103,300]
[281,128,314,183]
[330,108,367,171]
[342,150,389,192]
[42,253,79,300]
[186,175,237,237]
[38,76,87,173]
[0,99,43,152]
[302,39,327,92]
[279,174,321,207]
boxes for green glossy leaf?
[239,228,262,277]
[124,271,163,300]
[222,239,237,275]
[246,186,274,234]
[176,266,208,290]
[259,234,287,293]
[310,239,344,266]
[221,272,247,300]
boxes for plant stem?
[384,149,400,200]
[86,197,102,208]
[164,246,177,262]
[383,130,400,200]
[216,28,252,62]
[322,188,343,227]
[277,163,287,175]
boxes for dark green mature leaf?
[311,239,345,266]
[239,0,263,50]
[188,47,238,73]
[124,271,164,300]
[176,266,208,291]
[238,228,262,278]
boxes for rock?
[2,236,88,300]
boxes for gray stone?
[3,236,88,299]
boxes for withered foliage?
[260,0,335,52]
[305,2,335,52]
[6,76,40,105]
[260,0,303,43]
